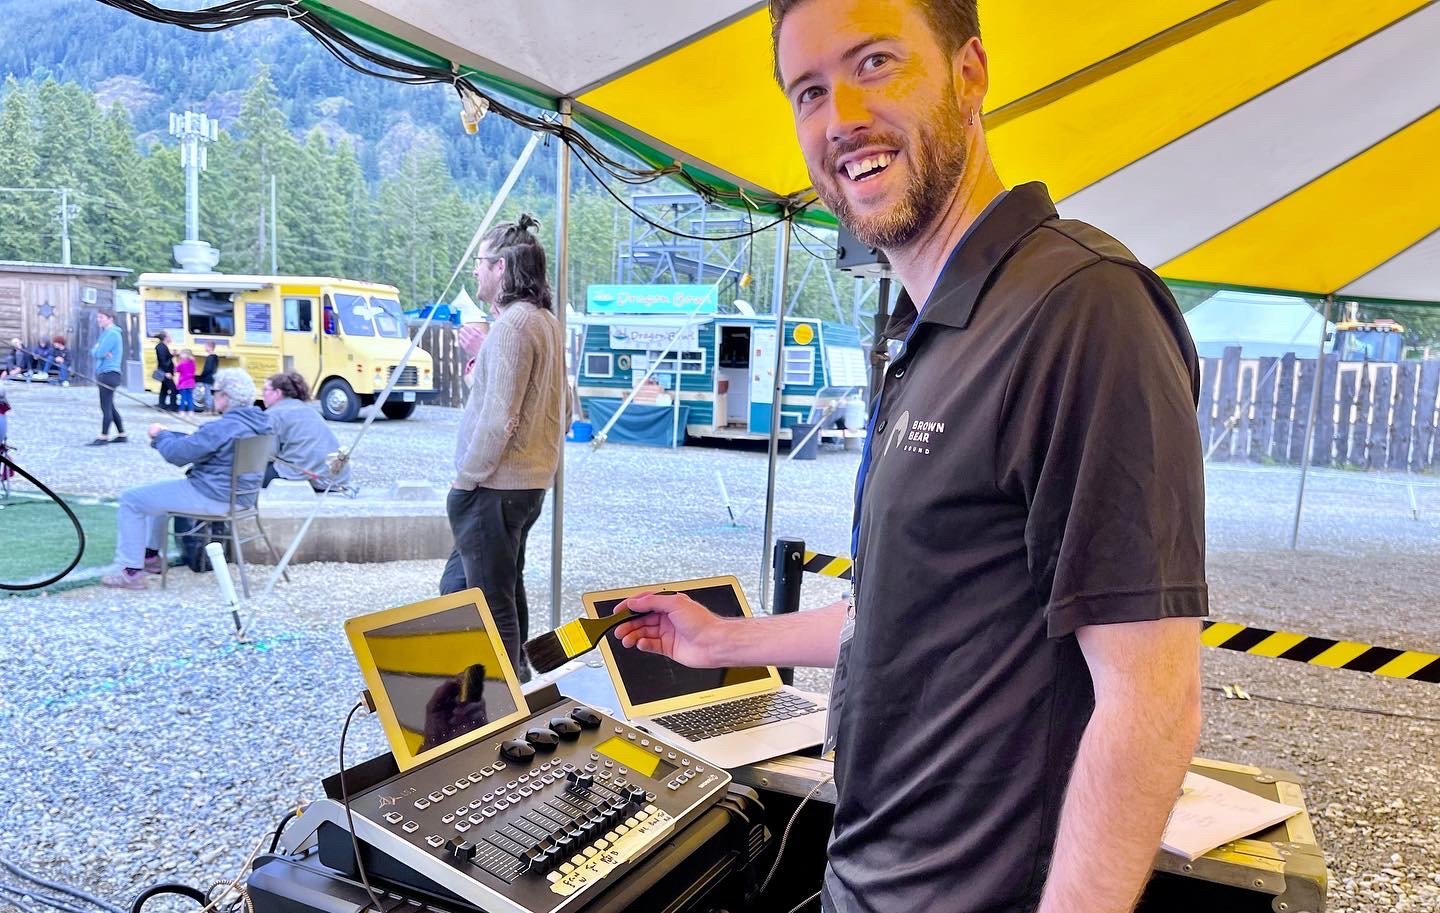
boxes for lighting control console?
[293,699,730,913]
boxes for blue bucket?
[568,420,594,443]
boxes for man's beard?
[816,88,969,252]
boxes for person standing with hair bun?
[261,371,350,491]
[446,213,568,680]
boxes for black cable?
[0,880,94,913]
[792,221,840,262]
[0,450,86,591]
[266,807,301,853]
[0,882,46,913]
[128,884,206,913]
[571,145,804,242]
[340,700,385,913]
[759,774,834,897]
[0,858,123,913]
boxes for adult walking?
[447,214,567,680]
[154,331,178,412]
[89,309,127,445]
[102,368,271,590]
[260,371,350,491]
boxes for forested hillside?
[0,0,849,320]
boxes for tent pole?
[1290,294,1332,549]
[551,101,572,630]
[760,216,794,608]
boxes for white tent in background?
[449,286,486,323]
[1184,290,1335,360]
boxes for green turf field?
[0,495,118,592]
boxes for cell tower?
[169,110,221,272]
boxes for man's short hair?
[768,0,981,85]
[212,368,257,406]
[96,308,115,321]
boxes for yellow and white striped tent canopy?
[308,0,1440,303]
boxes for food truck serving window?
[187,291,235,336]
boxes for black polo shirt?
[823,182,1209,913]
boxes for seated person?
[3,338,30,379]
[102,369,272,590]
[260,371,351,491]
[45,336,69,385]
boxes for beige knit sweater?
[453,301,566,490]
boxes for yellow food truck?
[137,273,435,421]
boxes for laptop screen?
[345,592,529,770]
[593,581,772,707]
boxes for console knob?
[626,785,647,804]
[525,727,560,750]
[569,707,603,729]
[548,716,583,740]
[446,837,476,863]
[500,739,536,762]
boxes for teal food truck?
[574,284,868,444]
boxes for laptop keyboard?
[655,692,821,741]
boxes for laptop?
[581,575,827,769]
[344,588,530,771]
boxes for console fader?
[292,699,731,913]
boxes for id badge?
[822,598,857,757]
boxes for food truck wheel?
[380,400,417,420]
[319,379,361,422]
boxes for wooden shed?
[0,261,131,381]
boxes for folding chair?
[162,433,288,597]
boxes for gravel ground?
[1,383,1437,913]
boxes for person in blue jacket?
[102,368,272,590]
[88,309,127,445]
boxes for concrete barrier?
[241,484,452,565]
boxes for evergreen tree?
[0,77,48,260]
[229,66,302,273]
[34,78,104,262]
[90,104,163,278]
[282,130,350,277]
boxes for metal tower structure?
[169,110,221,272]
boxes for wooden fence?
[1199,348,1440,471]
[420,323,467,408]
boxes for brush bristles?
[524,631,571,674]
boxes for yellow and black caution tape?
[795,549,1438,683]
[1202,621,1438,683]
[802,550,853,581]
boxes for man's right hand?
[612,592,731,668]
[458,322,489,357]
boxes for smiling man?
[614,2,1209,912]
